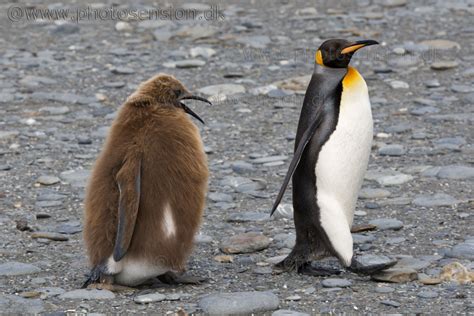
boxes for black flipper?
[113,157,142,262]
[269,105,324,216]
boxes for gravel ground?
[0,0,473,314]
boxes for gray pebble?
[59,289,115,300]
[412,193,459,207]
[227,212,268,222]
[199,291,279,315]
[208,192,233,203]
[417,290,439,299]
[0,262,41,276]
[321,278,352,288]
[36,175,60,185]
[375,286,395,293]
[378,144,406,156]
[134,292,166,304]
[369,218,403,231]
[445,240,474,260]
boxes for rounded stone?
[321,278,352,288]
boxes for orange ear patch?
[315,50,324,66]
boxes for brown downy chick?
[83,74,210,288]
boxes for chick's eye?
[174,89,181,98]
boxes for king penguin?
[82,74,211,289]
[270,39,396,275]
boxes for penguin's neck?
[342,66,367,91]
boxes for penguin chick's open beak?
[340,40,379,55]
[178,95,212,125]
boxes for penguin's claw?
[297,262,343,276]
[347,256,397,275]
[157,272,208,285]
[81,263,110,289]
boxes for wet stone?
[369,218,403,231]
[199,291,279,315]
[418,39,461,50]
[134,292,166,304]
[56,222,82,234]
[353,234,376,245]
[59,169,90,187]
[425,79,441,88]
[35,200,63,208]
[236,35,271,49]
[375,286,395,293]
[111,67,135,75]
[208,192,233,203]
[321,278,352,288]
[412,193,459,207]
[36,191,67,201]
[220,232,271,254]
[59,289,115,300]
[0,262,41,276]
[36,175,60,185]
[251,155,288,164]
[431,61,459,70]
[50,23,80,35]
[39,106,70,115]
[378,144,406,156]
[227,212,268,222]
[445,240,474,260]
[0,294,44,313]
[231,161,254,173]
[36,287,66,298]
[376,174,413,186]
[31,232,69,241]
[359,188,391,199]
[437,165,474,180]
[417,290,439,299]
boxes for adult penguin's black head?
[315,39,379,68]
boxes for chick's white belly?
[107,256,169,286]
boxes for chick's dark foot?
[157,271,208,285]
[82,263,109,288]
[297,262,343,276]
[347,256,397,275]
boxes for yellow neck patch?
[315,50,324,66]
[342,66,364,89]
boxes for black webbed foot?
[347,256,397,275]
[298,261,343,276]
[157,271,207,285]
[81,263,109,288]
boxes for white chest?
[314,67,373,266]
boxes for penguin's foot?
[82,263,109,288]
[347,256,397,276]
[157,272,208,285]
[298,262,343,276]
